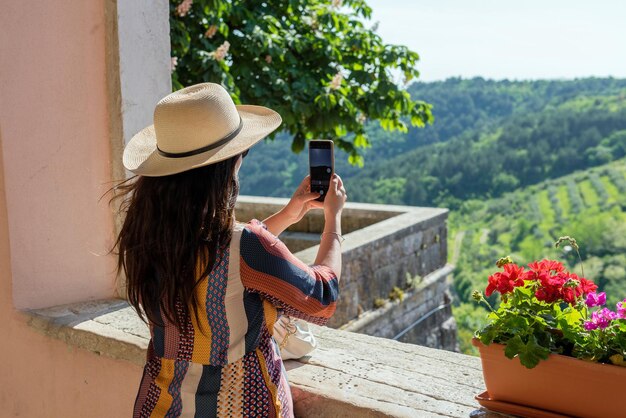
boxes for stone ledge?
[26,299,149,366]
[293,207,449,265]
[23,299,508,417]
[287,326,506,418]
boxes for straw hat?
[123,83,282,176]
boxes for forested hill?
[349,93,626,208]
[402,77,626,148]
[239,77,626,203]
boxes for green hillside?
[451,159,626,354]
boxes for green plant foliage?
[169,0,433,162]
[452,303,489,355]
[503,335,550,369]
[373,298,386,309]
[388,286,405,302]
[474,258,626,369]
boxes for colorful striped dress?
[133,219,340,417]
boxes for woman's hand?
[323,174,347,220]
[282,175,324,224]
[262,176,323,236]
[315,174,347,280]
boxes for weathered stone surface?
[341,265,458,352]
[235,196,406,234]
[26,299,150,366]
[296,209,449,330]
[287,325,507,417]
[25,299,510,417]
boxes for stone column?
[106,0,171,297]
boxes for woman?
[115,83,346,417]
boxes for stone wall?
[340,266,458,352]
[236,196,457,350]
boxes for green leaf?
[354,133,370,148]
[504,335,550,369]
[478,325,497,345]
[291,134,305,153]
[348,152,364,167]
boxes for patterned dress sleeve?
[239,219,340,325]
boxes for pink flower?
[584,308,618,331]
[170,57,178,73]
[617,299,626,319]
[213,41,230,61]
[204,25,218,39]
[176,0,193,17]
[330,72,343,90]
[585,292,606,307]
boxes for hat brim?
[123,105,282,176]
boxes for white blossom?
[330,72,343,90]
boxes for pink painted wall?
[0,0,118,309]
[0,143,141,416]
[0,1,141,416]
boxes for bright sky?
[366,0,626,81]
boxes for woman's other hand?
[323,174,347,220]
[282,175,324,224]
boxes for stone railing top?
[235,195,448,237]
[23,299,505,417]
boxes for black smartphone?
[309,140,335,202]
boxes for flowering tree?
[170,0,432,164]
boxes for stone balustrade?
[25,299,506,417]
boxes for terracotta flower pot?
[472,338,626,418]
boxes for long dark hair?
[112,155,241,334]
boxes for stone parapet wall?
[340,265,458,352]
[324,211,448,327]
[236,196,452,342]
[24,300,497,417]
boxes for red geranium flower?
[534,274,563,303]
[527,259,565,278]
[486,263,526,297]
[533,270,595,305]
[578,276,598,295]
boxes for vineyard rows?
[451,161,626,268]
[450,160,626,356]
